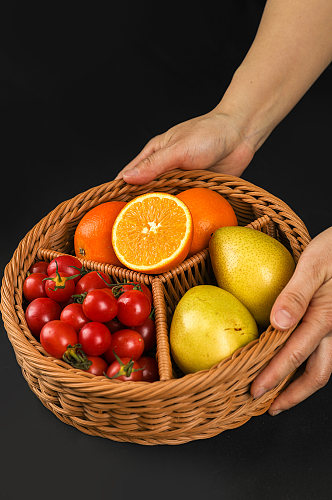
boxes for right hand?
[116,110,256,184]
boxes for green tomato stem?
[62,344,92,370]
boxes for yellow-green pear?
[170,285,258,374]
[209,226,295,327]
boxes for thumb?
[270,254,323,330]
[122,146,181,185]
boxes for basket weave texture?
[1,169,311,445]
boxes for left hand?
[115,110,255,184]
[251,227,332,415]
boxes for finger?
[251,311,328,399]
[121,145,182,185]
[115,137,160,179]
[268,332,332,415]
[270,251,324,330]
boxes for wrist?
[214,65,282,152]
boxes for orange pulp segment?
[112,192,193,273]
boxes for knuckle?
[288,349,305,371]
[311,257,325,282]
[311,371,330,390]
[141,156,154,168]
[321,310,332,331]
[146,136,160,149]
[299,251,325,285]
[281,393,299,409]
[283,289,309,315]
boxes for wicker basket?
[1,169,310,445]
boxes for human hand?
[116,110,255,184]
[251,227,332,415]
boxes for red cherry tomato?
[100,287,116,298]
[84,356,108,376]
[139,356,159,382]
[44,272,76,303]
[103,329,144,363]
[117,290,151,327]
[28,261,49,274]
[60,303,90,332]
[23,273,48,302]
[82,289,118,323]
[47,255,83,283]
[133,317,156,352]
[74,271,111,295]
[104,316,126,333]
[79,322,112,356]
[113,282,152,304]
[106,357,143,382]
[40,320,78,358]
[25,297,62,337]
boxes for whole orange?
[74,201,126,266]
[176,187,237,256]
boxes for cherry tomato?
[60,303,90,332]
[25,297,62,337]
[74,271,111,295]
[139,356,159,382]
[82,289,118,323]
[40,320,78,358]
[106,357,143,382]
[100,287,116,298]
[133,317,156,352]
[47,255,83,283]
[103,329,144,363]
[84,356,108,376]
[44,272,76,303]
[117,290,151,327]
[104,316,126,333]
[23,273,48,302]
[112,282,152,304]
[79,322,112,356]
[28,261,49,274]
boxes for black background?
[1,2,331,499]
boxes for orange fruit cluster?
[74,187,237,273]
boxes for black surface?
[1,3,331,499]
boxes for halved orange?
[112,192,193,274]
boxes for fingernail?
[270,409,282,416]
[273,309,293,329]
[252,386,267,399]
